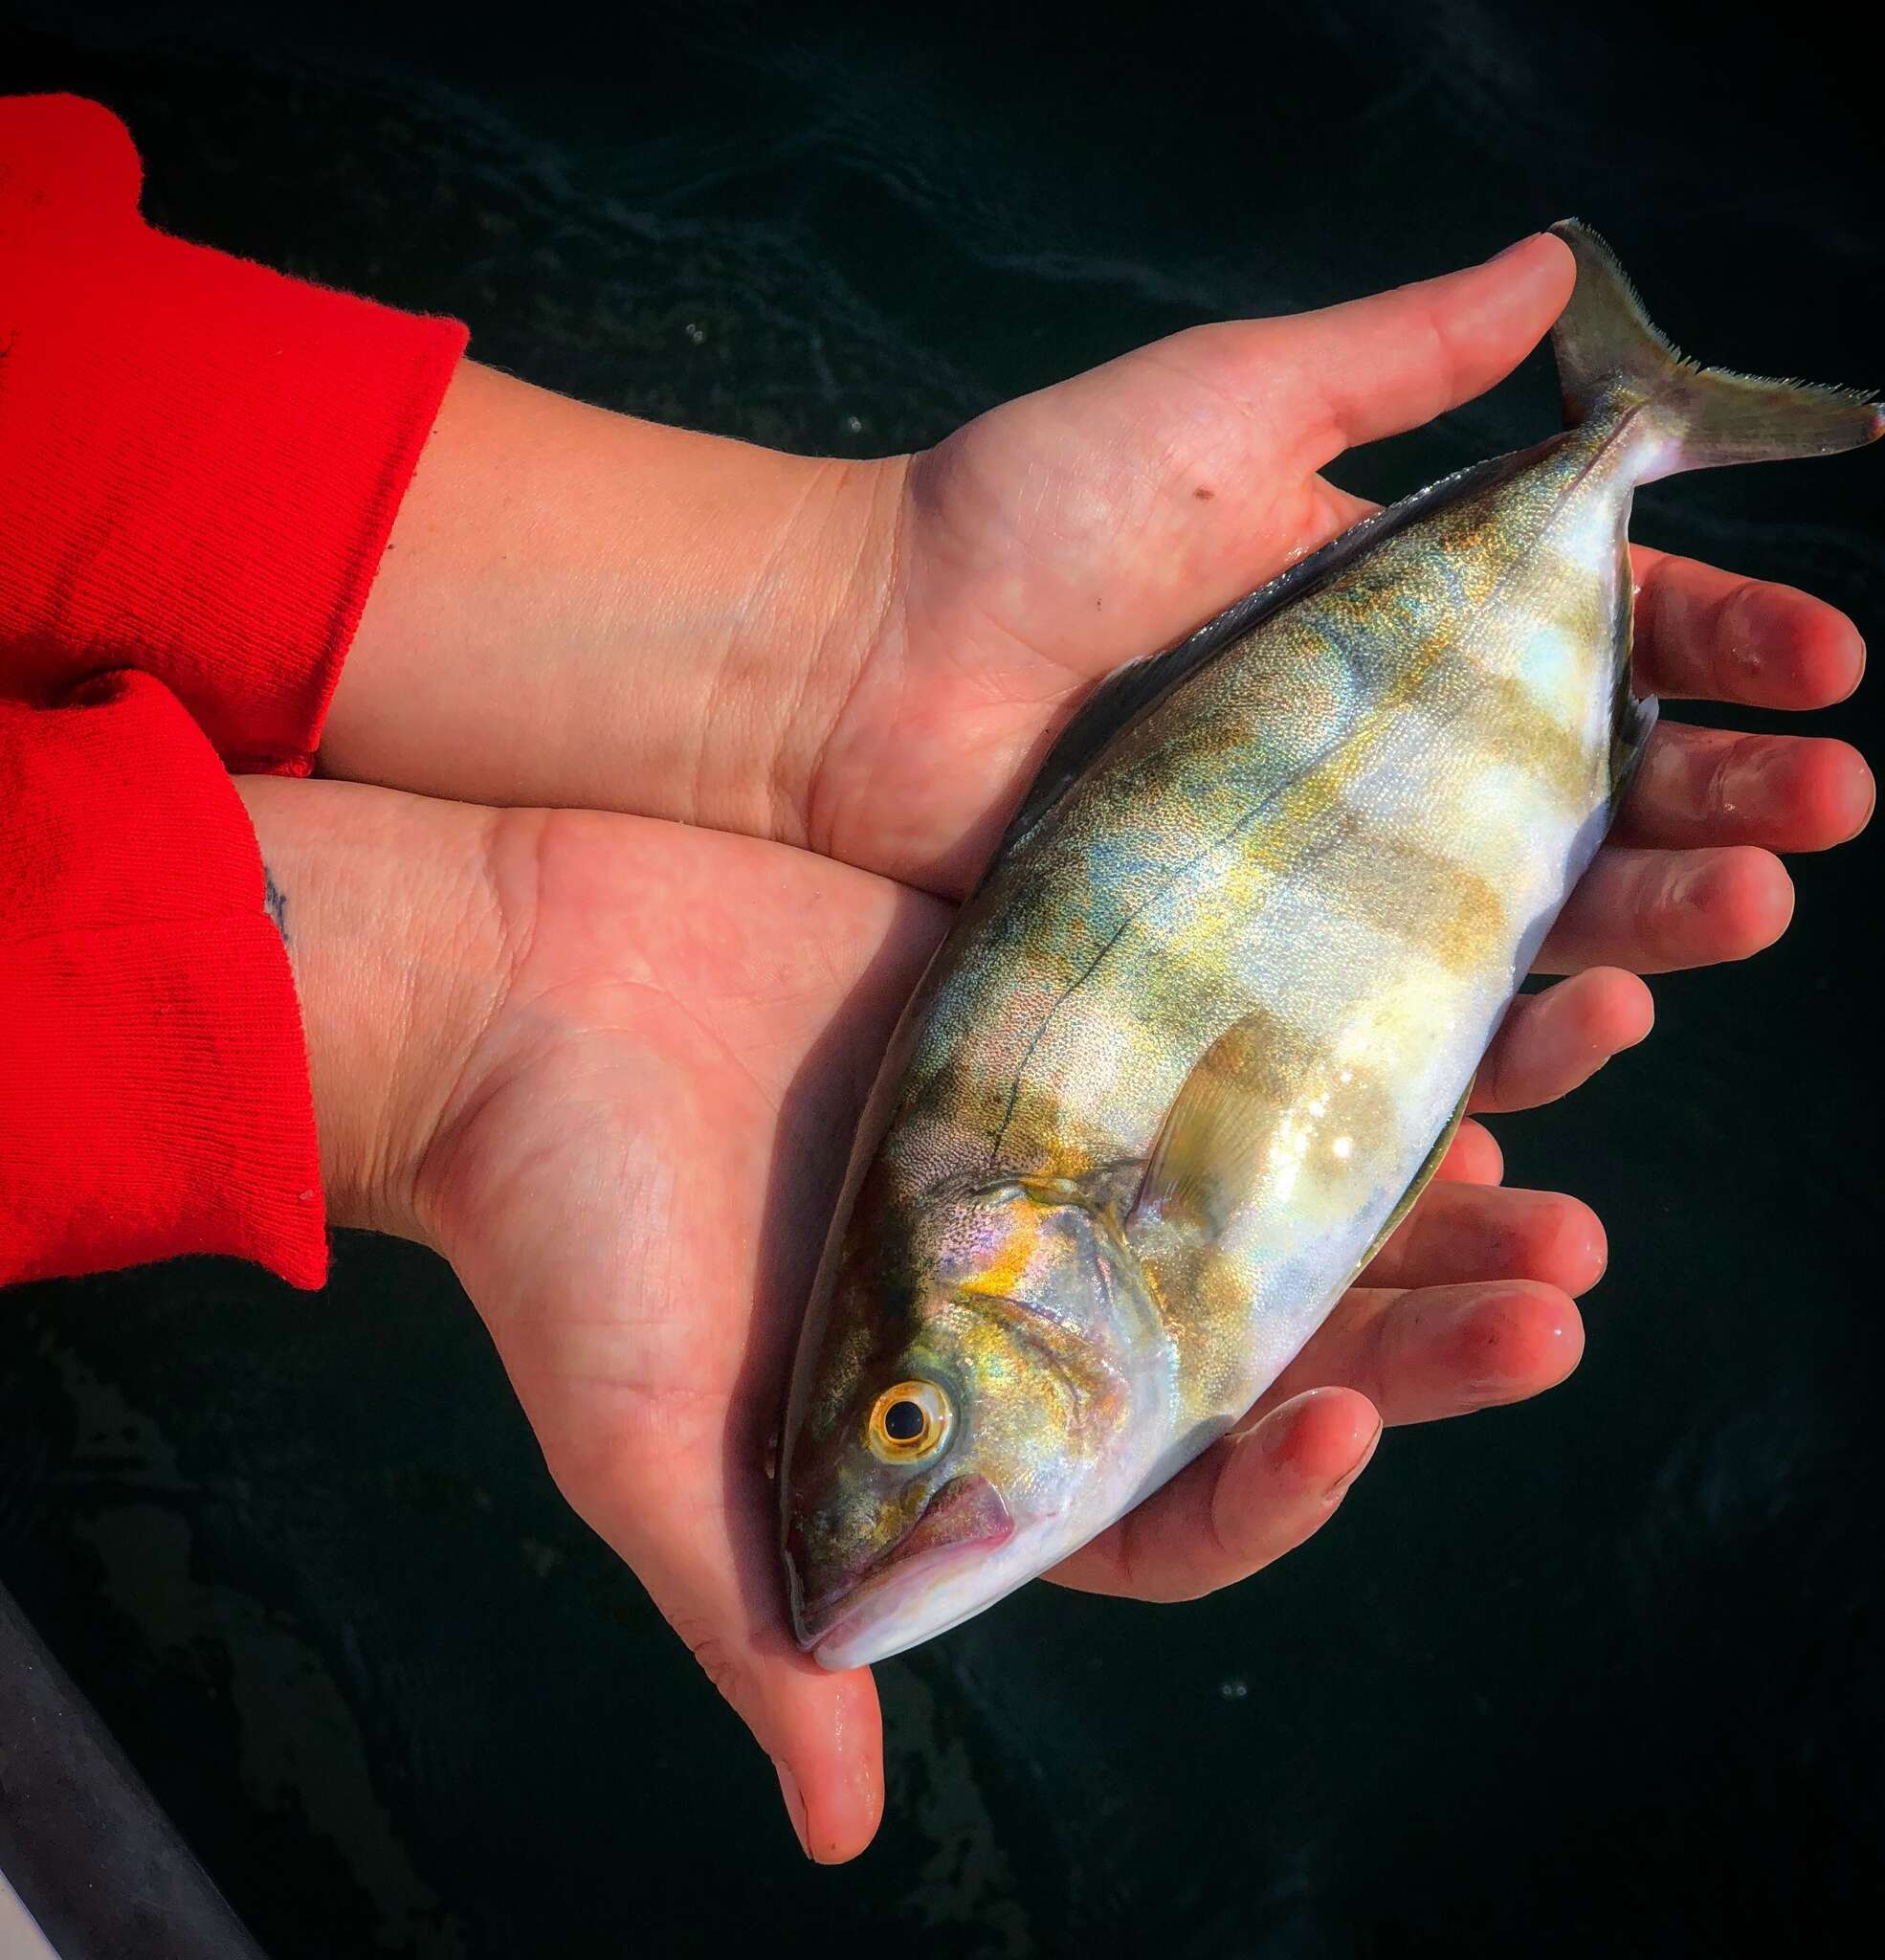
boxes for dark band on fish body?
[1279,810,1515,973]
[983,444,1554,880]
[783,223,1883,1672]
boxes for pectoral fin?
[1126,1007,1324,1239]
[1126,1008,1470,1275]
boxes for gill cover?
[782,1173,1169,1667]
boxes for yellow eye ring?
[866,1380,952,1463]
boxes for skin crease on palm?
[259,233,1877,1862]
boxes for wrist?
[321,361,906,837]
[233,776,511,1247]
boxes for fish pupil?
[883,1399,926,1442]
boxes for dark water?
[1,3,1879,1953]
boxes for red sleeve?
[0,676,327,1288]
[0,93,468,772]
[0,93,467,1289]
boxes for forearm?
[0,95,465,772]
[322,362,903,838]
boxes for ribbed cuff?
[1,674,328,1287]
[0,93,468,774]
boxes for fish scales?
[898,429,1631,1204]
[863,434,1628,1432]
[781,221,1883,1669]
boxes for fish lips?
[792,1472,1015,1666]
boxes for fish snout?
[787,1472,1016,1662]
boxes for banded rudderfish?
[780,222,1881,1669]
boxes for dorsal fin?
[979,444,1548,881]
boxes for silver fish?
[780,222,1882,1669]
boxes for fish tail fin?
[1547,219,1883,479]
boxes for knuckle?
[669,1612,750,1713]
[1711,578,1769,680]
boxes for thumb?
[906,233,1573,693]
[1216,230,1577,466]
[632,1548,886,1863]
[754,1652,884,1864]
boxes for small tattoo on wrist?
[263,867,289,946]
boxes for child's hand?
[326,232,1870,963]
[234,773,1641,1868]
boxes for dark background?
[1,3,1879,1953]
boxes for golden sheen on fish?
[780,222,1882,1669]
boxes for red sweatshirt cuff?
[0,93,468,773]
[0,675,328,1287]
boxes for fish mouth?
[794,1472,1015,1665]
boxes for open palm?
[408,807,1611,1865]
[285,235,1868,1863]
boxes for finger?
[629,1552,883,1863]
[1435,1116,1503,1185]
[1535,844,1794,973]
[1472,969,1654,1113]
[1617,722,1875,852]
[1047,1386,1381,1602]
[747,1670,879,1866]
[751,1646,883,1865]
[1188,232,1575,465]
[569,1459,886,1862]
[1357,1181,1608,1294]
[1256,1281,1586,1428]
[1630,546,1869,709]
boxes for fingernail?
[1326,1419,1383,1501]
[1670,858,1715,912]
[1484,233,1542,266]
[774,1759,811,1859]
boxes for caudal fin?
[1548,219,1883,475]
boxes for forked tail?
[1548,219,1883,478]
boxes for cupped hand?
[806,234,1872,921]
[334,234,1873,991]
[792,232,1868,1123]
[248,778,1631,1866]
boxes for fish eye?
[866,1380,952,1463]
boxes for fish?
[779,221,1882,1671]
